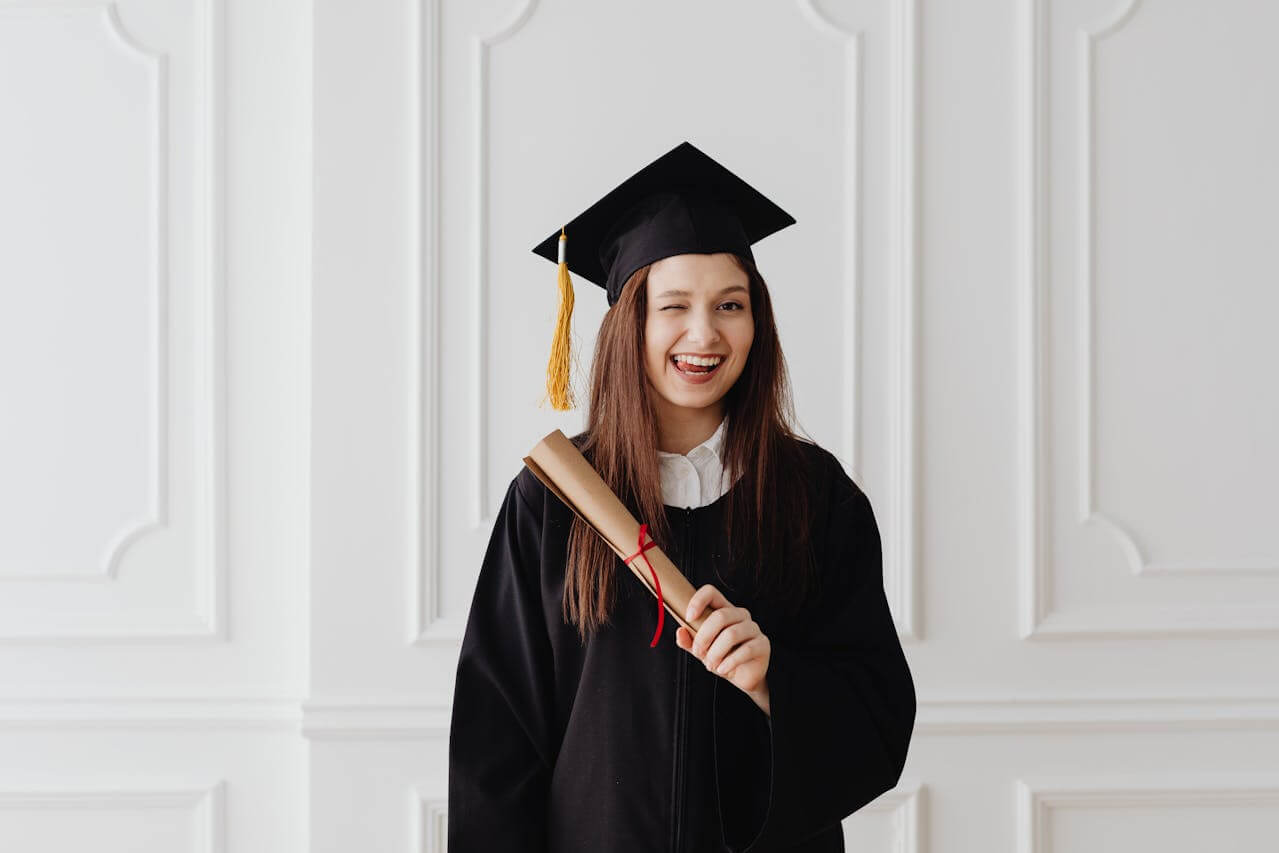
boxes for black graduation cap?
[531,140,796,411]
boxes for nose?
[683,304,721,346]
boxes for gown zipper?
[672,506,695,852]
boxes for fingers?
[688,604,752,657]
[678,584,764,674]
[711,636,769,678]
[701,622,761,674]
[685,583,731,623]
[676,604,769,691]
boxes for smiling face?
[643,252,754,426]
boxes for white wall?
[0,0,310,849]
[4,0,1277,850]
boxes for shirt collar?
[657,414,728,464]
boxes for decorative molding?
[411,774,920,851]
[2,690,1276,733]
[0,4,164,581]
[796,0,921,642]
[1016,0,1051,641]
[850,778,923,852]
[408,0,454,646]
[412,0,542,646]
[411,787,448,853]
[0,1,167,580]
[1023,602,1279,640]
[798,0,865,485]
[1017,773,1279,853]
[291,691,1279,740]
[1077,0,1277,579]
[301,696,450,740]
[409,774,920,851]
[197,0,229,642]
[0,0,227,641]
[470,0,541,534]
[886,0,921,643]
[0,691,302,730]
[432,0,919,642]
[1016,0,1279,638]
[919,691,1279,734]
[0,779,226,853]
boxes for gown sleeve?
[448,473,556,852]
[712,481,917,851]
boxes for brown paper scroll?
[523,429,705,636]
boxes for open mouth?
[670,356,724,377]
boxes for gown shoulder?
[510,429,592,518]
[787,434,871,516]
[513,462,546,515]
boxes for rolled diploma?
[523,429,705,635]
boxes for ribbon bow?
[623,522,664,647]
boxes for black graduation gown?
[447,438,916,852]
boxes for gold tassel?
[543,227,575,410]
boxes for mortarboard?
[530,140,796,411]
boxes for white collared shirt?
[657,415,737,509]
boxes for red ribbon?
[623,522,664,647]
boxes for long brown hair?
[562,255,817,641]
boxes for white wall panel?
[1021,0,1279,638]
[438,0,920,642]
[1018,774,1279,851]
[0,780,224,853]
[0,0,308,849]
[2,0,1275,850]
[0,0,224,640]
[0,5,162,582]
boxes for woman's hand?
[675,584,771,715]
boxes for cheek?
[642,322,657,359]
[729,329,753,376]
[644,350,665,379]
[642,330,665,376]
[644,320,672,362]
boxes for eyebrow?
[656,284,749,299]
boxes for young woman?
[448,141,917,852]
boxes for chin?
[663,387,726,408]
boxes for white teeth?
[672,355,723,367]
